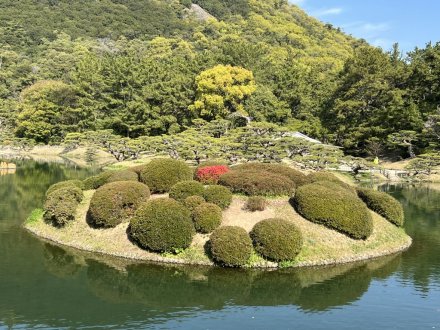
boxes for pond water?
[0,160,439,329]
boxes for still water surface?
[0,160,439,329]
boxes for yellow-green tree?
[189,65,256,120]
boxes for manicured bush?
[357,188,404,227]
[301,171,355,193]
[219,170,295,196]
[139,158,193,193]
[105,170,139,183]
[203,185,233,209]
[46,180,84,196]
[245,196,266,212]
[169,181,205,202]
[292,183,373,239]
[193,202,222,233]
[209,226,253,267]
[234,163,307,186]
[44,186,83,227]
[184,195,206,212]
[82,172,113,190]
[250,218,303,261]
[129,198,195,252]
[196,165,230,184]
[88,181,150,228]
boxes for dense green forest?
[0,0,439,162]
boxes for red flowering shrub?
[196,165,230,184]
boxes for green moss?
[250,218,303,262]
[209,226,253,267]
[129,198,195,252]
[293,182,373,239]
[357,188,404,226]
[139,158,193,193]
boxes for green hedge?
[193,202,222,233]
[292,183,373,239]
[250,218,303,261]
[46,180,84,196]
[234,163,307,186]
[129,198,195,252]
[139,158,193,193]
[105,170,139,183]
[219,170,295,196]
[203,185,233,209]
[209,226,253,267]
[184,195,206,212]
[169,181,205,202]
[245,196,266,212]
[44,186,83,227]
[83,172,113,190]
[357,188,404,227]
[88,181,150,228]
[302,171,355,193]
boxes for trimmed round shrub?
[44,186,83,227]
[203,185,233,209]
[210,226,253,267]
[139,158,193,193]
[88,181,150,228]
[196,165,230,184]
[357,188,404,227]
[83,172,113,190]
[234,163,307,186]
[46,180,84,196]
[219,170,295,196]
[105,170,139,183]
[245,196,266,212]
[129,198,195,252]
[184,195,206,212]
[169,181,205,202]
[302,171,355,193]
[250,218,303,261]
[193,202,222,233]
[293,183,373,239]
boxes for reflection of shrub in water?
[43,243,82,279]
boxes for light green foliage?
[189,65,256,120]
[357,188,404,227]
[192,202,222,233]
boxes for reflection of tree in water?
[382,184,440,295]
[43,243,82,279]
[86,253,401,313]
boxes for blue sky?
[291,0,440,54]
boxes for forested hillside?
[0,0,439,162]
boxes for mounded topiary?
[209,226,253,267]
[83,172,113,190]
[129,198,195,252]
[184,195,206,212]
[203,185,233,209]
[301,171,355,193]
[192,202,222,233]
[357,188,404,227]
[46,180,84,196]
[105,170,139,183]
[139,158,193,193]
[250,218,303,261]
[234,163,307,186]
[292,183,373,239]
[88,181,150,228]
[219,170,295,196]
[44,186,83,227]
[245,196,266,212]
[169,181,205,202]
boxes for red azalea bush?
[196,165,230,184]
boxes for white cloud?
[341,21,391,38]
[312,7,343,17]
[371,38,394,50]
[289,0,306,5]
